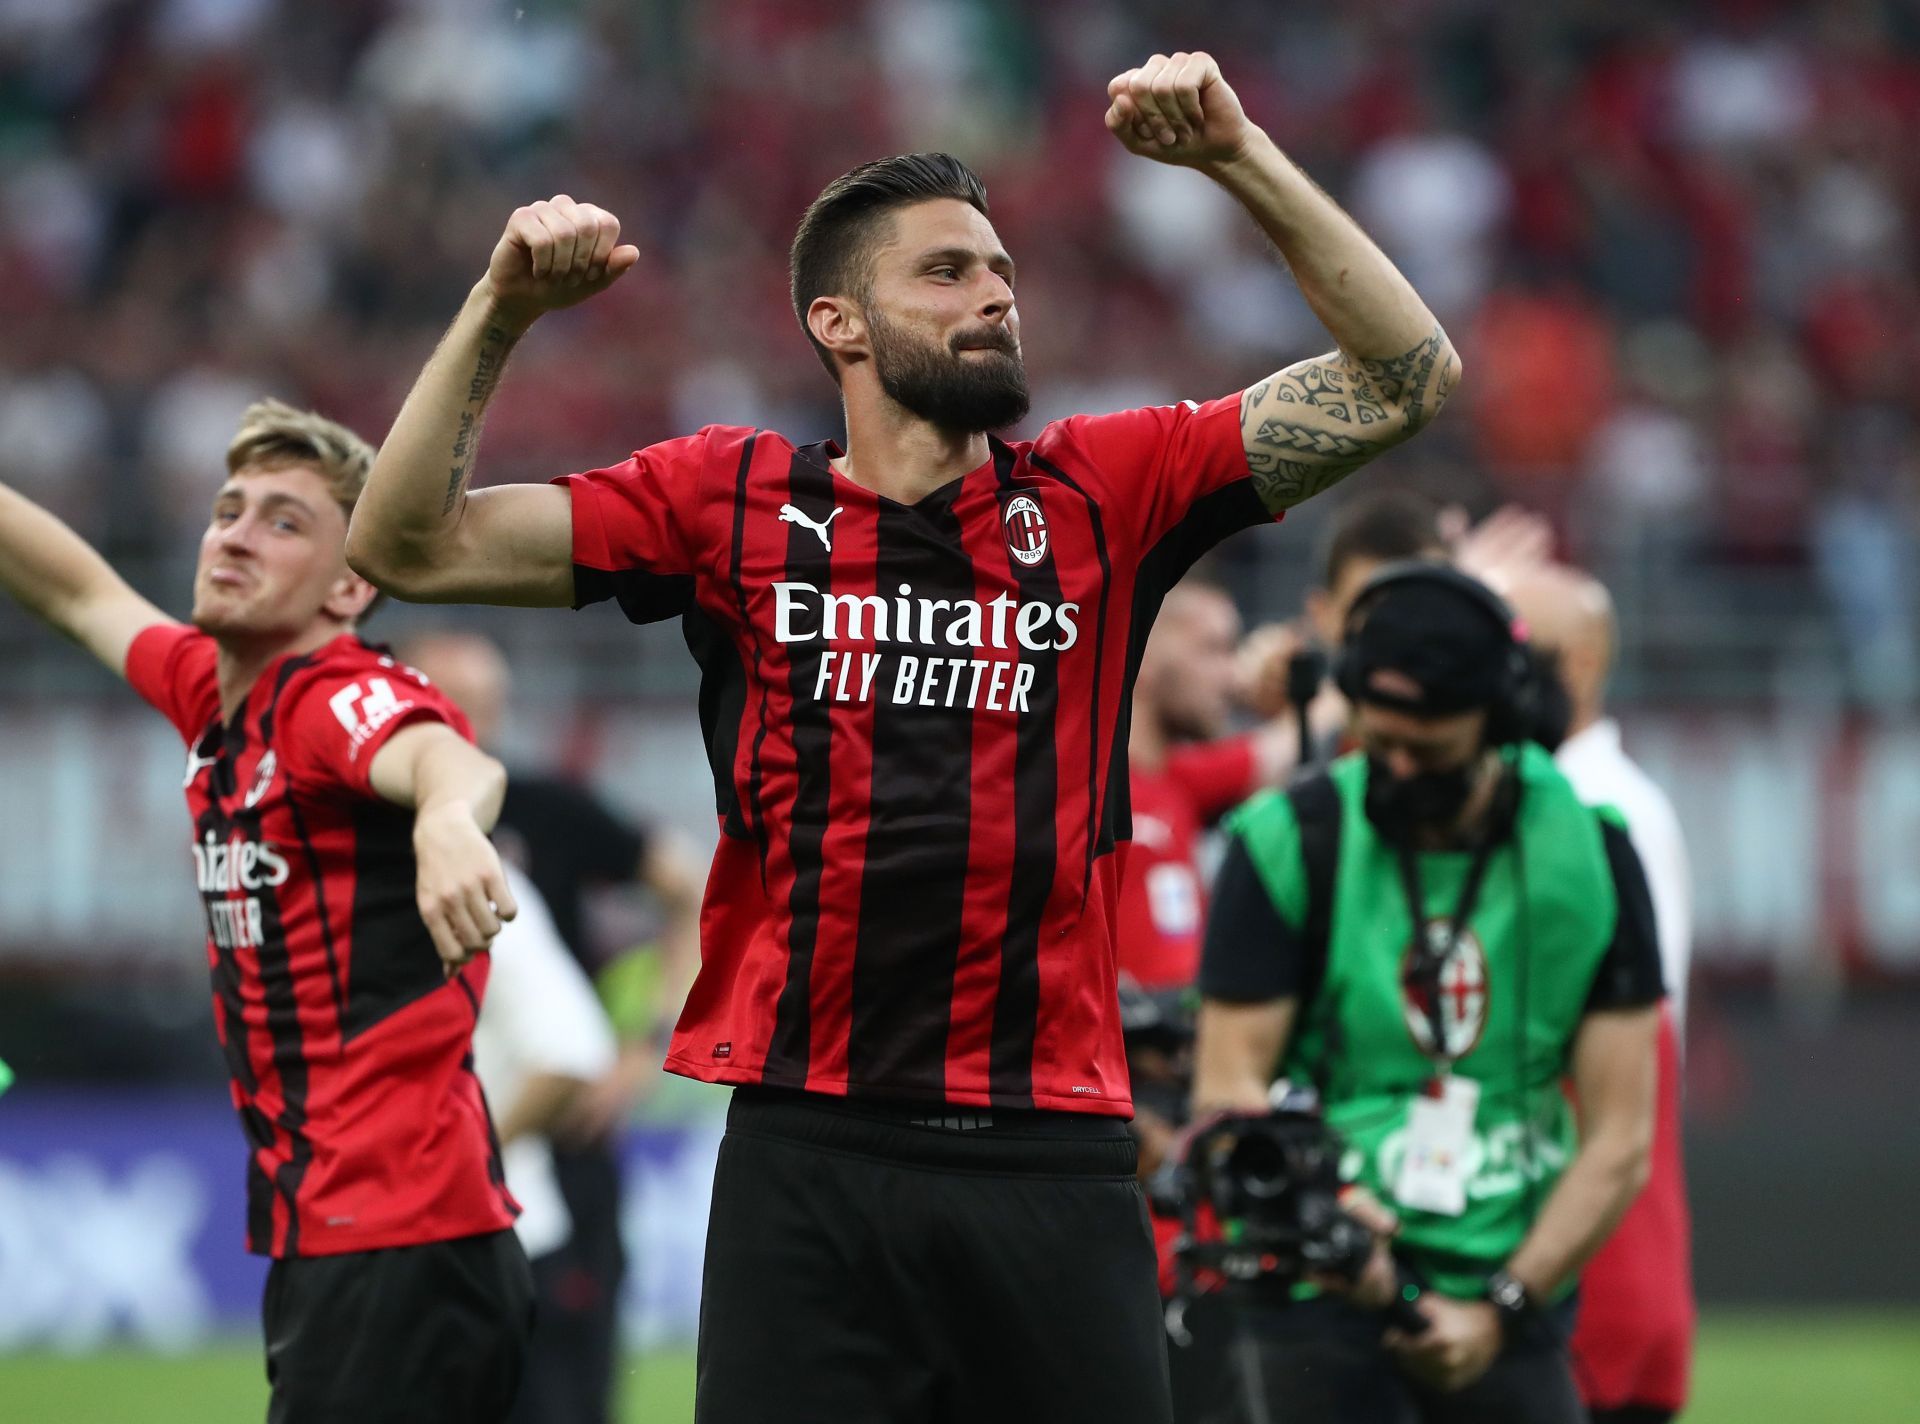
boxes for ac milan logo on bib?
[1003,494,1050,567]
[1401,926,1490,1060]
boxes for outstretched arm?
[346,197,641,606]
[369,721,518,967]
[0,482,175,676]
[1106,52,1462,513]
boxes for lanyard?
[1394,828,1500,1076]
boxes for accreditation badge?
[1392,1074,1480,1217]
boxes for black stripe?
[1102,479,1270,853]
[1026,449,1113,902]
[721,433,772,866]
[251,657,319,1255]
[762,448,838,1085]
[682,607,752,842]
[281,790,346,1029]
[847,487,974,1094]
[571,566,695,623]
[340,801,445,1041]
[989,445,1063,1107]
[242,1107,276,1252]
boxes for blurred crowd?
[3,0,1919,702]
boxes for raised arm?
[1106,52,1462,513]
[345,197,641,606]
[0,482,174,676]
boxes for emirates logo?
[1003,493,1049,567]
[1401,926,1490,1060]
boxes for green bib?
[1227,744,1617,1298]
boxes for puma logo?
[779,503,844,552]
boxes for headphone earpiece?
[1337,560,1540,747]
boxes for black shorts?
[263,1228,534,1424]
[696,1088,1174,1424]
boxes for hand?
[555,1045,660,1144]
[1236,620,1310,718]
[1105,52,1254,170]
[413,802,518,967]
[1131,1108,1181,1179]
[1385,1294,1503,1393]
[485,196,641,327]
[1448,504,1554,597]
[1310,1185,1401,1310]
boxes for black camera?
[1153,1090,1426,1340]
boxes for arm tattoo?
[444,325,518,514]
[1242,324,1451,511]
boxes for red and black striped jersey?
[560,394,1274,1116]
[127,626,516,1257]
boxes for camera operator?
[1187,563,1664,1424]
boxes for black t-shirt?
[1199,815,1665,1015]
[495,771,648,968]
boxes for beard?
[867,308,1030,433]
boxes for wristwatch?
[1483,1269,1537,1341]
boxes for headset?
[1332,559,1540,746]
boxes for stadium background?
[1,0,1917,1419]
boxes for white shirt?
[1556,718,1694,1031]
[471,865,619,1259]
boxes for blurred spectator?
[1,0,1918,707]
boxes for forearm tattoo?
[444,324,517,514]
[1242,324,1450,510]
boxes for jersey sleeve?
[276,658,473,799]
[1584,819,1667,1013]
[1199,791,1318,1003]
[553,428,714,625]
[124,623,218,742]
[1165,735,1263,825]
[1042,393,1275,555]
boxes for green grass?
[1,1313,1914,1423]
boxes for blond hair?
[225,398,376,517]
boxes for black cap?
[1344,570,1518,717]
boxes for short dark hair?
[789,152,990,379]
[1317,489,1445,590]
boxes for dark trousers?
[1168,1292,1585,1424]
[508,1144,628,1424]
[263,1229,534,1424]
[696,1088,1174,1424]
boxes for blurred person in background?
[1191,564,1662,1424]
[1241,493,1558,774]
[1232,488,1450,773]
[0,401,530,1422]
[1118,572,1304,1268]
[401,628,702,1424]
[469,861,623,1424]
[347,49,1461,1424]
[1505,565,1696,1424]
[1121,572,1309,997]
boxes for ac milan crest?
[1003,493,1050,567]
[1401,925,1490,1060]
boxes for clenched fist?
[413,801,519,968]
[486,195,640,326]
[1105,51,1254,169]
